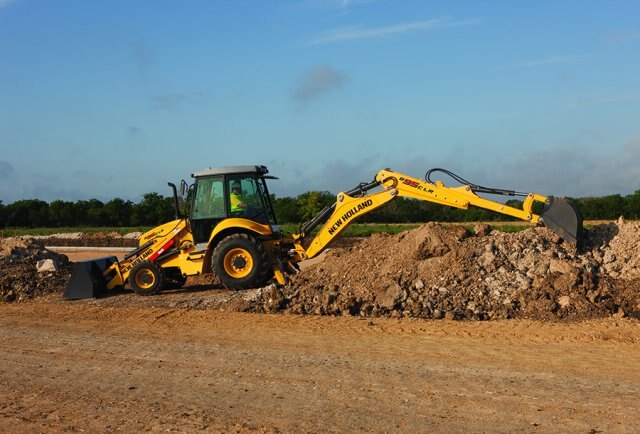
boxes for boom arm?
[292,168,581,260]
[377,169,546,222]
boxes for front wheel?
[212,234,270,290]
[129,261,164,296]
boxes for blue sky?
[1,0,639,204]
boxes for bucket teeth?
[541,198,583,247]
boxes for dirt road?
[1,300,639,432]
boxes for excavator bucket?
[540,197,583,247]
[64,256,118,300]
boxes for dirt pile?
[40,232,139,248]
[247,220,640,320]
[0,238,72,302]
[2,222,639,321]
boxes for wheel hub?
[232,256,247,269]
[135,269,155,289]
[223,247,253,278]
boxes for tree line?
[1,190,639,229]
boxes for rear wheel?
[212,233,270,290]
[129,261,164,296]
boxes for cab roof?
[191,165,269,178]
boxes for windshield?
[226,176,275,225]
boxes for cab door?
[224,175,274,225]
[191,176,225,244]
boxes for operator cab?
[189,165,279,244]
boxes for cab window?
[227,176,269,222]
[192,177,224,219]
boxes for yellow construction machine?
[64,165,583,299]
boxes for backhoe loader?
[64,165,583,299]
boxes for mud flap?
[541,198,583,247]
[64,256,118,300]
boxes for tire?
[212,233,270,290]
[129,260,164,296]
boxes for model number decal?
[399,177,434,193]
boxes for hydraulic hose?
[299,180,381,237]
[425,168,529,197]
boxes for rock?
[557,295,571,308]
[1,238,71,302]
[474,224,491,237]
[613,308,625,319]
[36,259,59,273]
[549,259,575,275]
[478,251,496,268]
[603,251,616,264]
[374,281,404,309]
[445,310,457,320]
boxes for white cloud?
[605,30,640,45]
[301,0,372,9]
[271,135,640,200]
[492,137,640,198]
[568,92,640,108]
[0,160,15,179]
[496,54,583,70]
[292,66,347,104]
[312,17,482,44]
[0,0,17,8]
[130,42,155,78]
[150,92,206,110]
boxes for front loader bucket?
[541,197,583,247]
[64,256,118,300]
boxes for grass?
[280,222,528,237]
[279,223,420,237]
[0,227,150,237]
[459,223,528,234]
[1,220,614,238]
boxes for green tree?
[48,200,75,227]
[104,198,134,226]
[624,190,640,219]
[85,199,109,226]
[5,199,50,227]
[297,191,335,221]
[72,200,92,226]
[577,195,624,220]
[272,195,300,223]
[132,193,174,226]
[600,194,625,219]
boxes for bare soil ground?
[1,301,639,432]
[1,223,640,431]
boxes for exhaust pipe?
[540,198,583,247]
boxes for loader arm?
[64,218,195,299]
[102,218,193,290]
[291,168,582,261]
